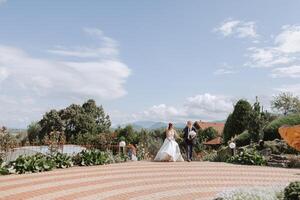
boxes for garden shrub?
[12,154,55,174]
[284,181,300,200]
[72,149,112,166]
[215,186,284,200]
[51,152,73,168]
[286,155,300,168]
[113,153,129,163]
[0,158,9,175]
[105,150,116,163]
[263,114,300,141]
[201,146,232,162]
[0,131,17,152]
[199,127,218,143]
[202,151,218,161]
[215,146,232,162]
[227,149,266,166]
[234,130,251,147]
[263,140,299,155]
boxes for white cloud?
[271,65,300,78]
[111,93,234,124]
[214,68,236,75]
[141,104,186,121]
[245,26,300,68]
[215,21,300,69]
[0,28,131,128]
[246,47,294,68]
[275,25,300,53]
[48,28,119,58]
[215,19,258,39]
[185,93,233,115]
[216,20,240,36]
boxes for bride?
[154,123,184,162]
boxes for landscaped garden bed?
[0,149,128,175]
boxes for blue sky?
[1,0,300,128]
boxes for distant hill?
[113,121,186,130]
[131,121,160,129]
[147,122,165,129]
[149,122,186,129]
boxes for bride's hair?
[168,123,173,130]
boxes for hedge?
[234,130,251,147]
[263,114,300,141]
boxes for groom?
[183,121,197,162]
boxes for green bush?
[234,130,251,147]
[72,149,112,166]
[202,146,232,162]
[227,149,266,166]
[215,146,232,162]
[12,154,55,174]
[0,158,9,175]
[199,127,218,142]
[284,181,300,200]
[263,114,300,141]
[104,150,116,163]
[263,140,299,155]
[51,152,73,168]
[287,155,300,168]
[113,154,129,163]
[202,151,218,161]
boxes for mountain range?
[113,121,187,130]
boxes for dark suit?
[183,126,197,161]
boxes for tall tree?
[116,125,139,144]
[59,104,84,141]
[27,122,41,144]
[36,99,111,143]
[39,110,64,142]
[247,97,265,142]
[223,113,234,143]
[82,99,111,133]
[271,92,300,115]
[223,99,252,143]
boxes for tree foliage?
[223,98,276,144]
[271,92,300,116]
[39,110,64,142]
[27,122,42,144]
[198,127,218,143]
[223,114,234,143]
[115,125,139,145]
[223,100,252,143]
[247,99,269,142]
[28,99,111,144]
[0,127,17,153]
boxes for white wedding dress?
[154,129,184,162]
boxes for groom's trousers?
[186,144,193,160]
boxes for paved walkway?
[0,161,299,200]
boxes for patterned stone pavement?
[0,161,299,200]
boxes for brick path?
[0,161,299,200]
